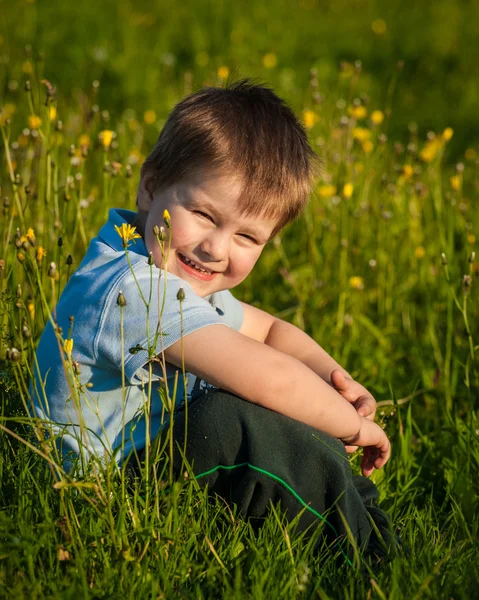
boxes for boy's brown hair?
[141,79,319,236]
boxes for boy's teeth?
[182,254,213,274]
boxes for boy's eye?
[194,210,214,223]
[239,233,258,244]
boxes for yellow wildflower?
[79,134,90,148]
[352,127,371,142]
[371,110,384,125]
[114,223,142,248]
[163,209,171,227]
[318,185,337,198]
[371,18,387,35]
[442,128,454,141]
[36,246,47,263]
[362,140,374,154]
[450,175,461,191]
[144,110,156,125]
[349,106,367,120]
[28,115,42,129]
[415,246,425,259]
[420,139,443,163]
[217,66,230,79]
[403,165,414,179]
[49,106,57,121]
[343,183,354,199]
[467,234,476,244]
[27,300,35,321]
[63,339,74,358]
[26,228,35,241]
[99,130,114,149]
[303,110,318,129]
[263,53,277,69]
[349,276,364,290]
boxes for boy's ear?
[137,173,156,212]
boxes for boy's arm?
[239,302,376,421]
[164,324,390,474]
[238,302,350,384]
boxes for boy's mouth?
[177,253,218,281]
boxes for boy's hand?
[330,370,377,453]
[342,417,391,477]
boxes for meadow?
[1,1,479,597]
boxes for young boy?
[34,80,392,556]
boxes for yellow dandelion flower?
[263,53,277,69]
[349,106,367,120]
[114,223,142,248]
[318,185,337,198]
[343,183,354,199]
[217,66,230,79]
[442,128,454,141]
[467,234,476,244]
[415,246,426,259]
[27,300,35,320]
[371,18,387,35]
[144,110,156,125]
[28,115,42,130]
[303,109,318,129]
[450,175,461,191]
[79,134,90,148]
[26,228,35,240]
[18,134,29,147]
[349,276,364,290]
[352,127,371,142]
[63,339,74,358]
[362,140,374,154]
[163,209,171,227]
[36,246,47,263]
[49,106,57,121]
[403,165,414,179]
[420,139,443,163]
[99,130,114,149]
[465,148,476,161]
[371,110,384,125]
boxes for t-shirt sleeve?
[208,290,244,331]
[93,262,237,385]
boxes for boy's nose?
[199,231,229,262]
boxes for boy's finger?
[356,396,376,418]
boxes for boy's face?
[137,171,277,297]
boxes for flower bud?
[66,254,73,266]
[441,253,448,266]
[24,80,31,92]
[7,347,20,362]
[57,236,63,247]
[48,262,58,279]
[116,291,127,307]
[468,251,475,264]
[147,252,154,266]
[177,287,185,301]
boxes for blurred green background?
[1,0,479,158]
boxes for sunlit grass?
[1,54,479,598]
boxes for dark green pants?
[146,391,392,558]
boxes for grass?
[1,42,479,598]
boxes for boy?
[34,80,391,556]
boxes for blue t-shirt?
[33,208,244,465]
